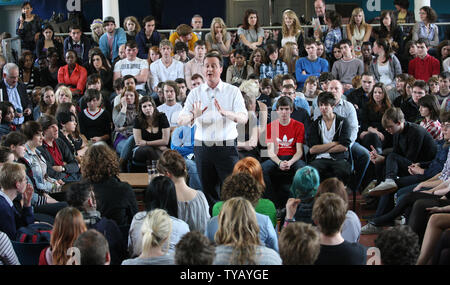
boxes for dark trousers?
[309,158,351,184]
[361,132,383,154]
[385,152,412,180]
[261,156,306,208]
[194,143,239,207]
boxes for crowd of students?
[0,0,449,265]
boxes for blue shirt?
[170,125,196,158]
[324,27,342,56]
[4,79,23,125]
[0,191,34,240]
[205,212,279,252]
[295,57,329,89]
[272,96,311,116]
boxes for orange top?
[57,63,88,94]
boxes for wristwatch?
[62,166,66,172]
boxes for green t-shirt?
[212,198,277,227]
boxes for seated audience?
[260,43,288,80]
[212,197,281,265]
[73,229,111,265]
[128,176,189,257]
[278,222,320,265]
[295,38,329,90]
[226,48,253,85]
[418,95,443,140]
[331,39,364,92]
[408,38,440,82]
[39,207,87,265]
[57,50,88,98]
[313,193,366,265]
[123,209,175,265]
[401,80,428,123]
[78,89,112,143]
[175,231,216,265]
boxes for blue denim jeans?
[350,142,370,193]
[119,135,135,160]
[185,158,202,191]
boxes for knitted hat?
[290,166,320,200]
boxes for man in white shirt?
[178,53,248,206]
[113,40,149,93]
[157,80,183,132]
[184,40,206,90]
[150,40,184,90]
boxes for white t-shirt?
[157,103,183,127]
[316,118,335,160]
[150,59,185,90]
[114,57,149,90]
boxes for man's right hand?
[191,101,207,120]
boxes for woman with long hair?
[39,207,87,265]
[33,86,57,120]
[87,47,113,92]
[346,8,372,58]
[147,46,161,66]
[238,9,264,57]
[123,16,141,42]
[81,142,138,226]
[40,47,63,89]
[418,95,443,140]
[90,19,104,46]
[213,197,281,265]
[122,209,175,265]
[113,87,140,158]
[412,6,439,48]
[157,149,210,233]
[18,50,40,98]
[128,176,190,257]
[248,47,265,77]
[35,23,63,61]
[377,10,404,54]
[360,82,393,153]
[281,41,299,75]
[260,44,288,79]
[394,75,415,107]
[132,96,170,165]
[205,17,232,58]
[322,10,342,57]
[369,38,402,90]
[280,10,305,55]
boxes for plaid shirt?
[260,60,288,79]
[440,150,450,181]
[324,27,342,56]
[420,119,443,140]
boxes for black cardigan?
[37,137,80,180]
[307,113,352,161]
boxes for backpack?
[16,222,53,244]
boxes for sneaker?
[395,215,406,225]
[361,180,377,196]
[368,180,398,197]
[361,223,382,235]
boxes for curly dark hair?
[65,182,94,211]
[175,231,216,265]
[375,225,420,265]
[220,172,264,206]
[81,143,120,183]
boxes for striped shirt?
[0,231,20,265]
[420,119,443,140]
[440,150,450,181]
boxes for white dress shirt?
[150,58,184,89]
[179,80,247,142]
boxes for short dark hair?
[21,121,42,141]
[73,229,110,265]
[69,24,82,33]
[394,0,409,9]
[122,74,137,84]
[66,182,93,211]
[439,71,450,80]
[441,111,450,123]
[362,41,372,47]
[84,89,101,102]
[276,96,294,110]
[318,72,334,83]
[413,80,429,94]
[37,115,58,132]
[194,40,206,48]
[0,146,12,163]
[125,40,138,49]
[204,52,223,67]
[2,131,27,148]
[113,77,124,90]
[175,78,186,85]
[304,38,317,47]
[338,39,352,48]
[86,73,101,87]
[143,15,155,25]
[416,38,430,48]
[175,231,216,265]
[22,1,32,8]
[375,225,419,265]
[174,41,188,53]
[317,92,336,106]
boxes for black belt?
[195,139,237,147]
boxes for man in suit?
[1,63,32,127]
